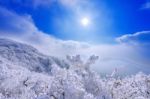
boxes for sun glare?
[81,17,90,26]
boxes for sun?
[81,17,90,26]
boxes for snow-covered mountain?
[0,38,150,99]
[0,38,69,74]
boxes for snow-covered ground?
[0,38,150,99]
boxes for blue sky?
[0,0,150,74]
[0,0,150,44]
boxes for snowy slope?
[0,38,150,99]
[0,38,69,74]
[0,55,54,99]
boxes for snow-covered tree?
[0,50,150,99]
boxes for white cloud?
[0,6,150,75]
[35,0,88,9]
[0,6,37,36]
[59,0,79,7]
[0,0,53,8]
[141,2,150,9]
[116,31,150,46]
[0,0,86,8]
[0,6,90,57]
[32,0,53,7]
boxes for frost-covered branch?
[66,55,99,71]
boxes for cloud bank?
[116,31,150,46]
[0,6,150,75]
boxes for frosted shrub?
[0,55,150,99]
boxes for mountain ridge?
[0,38,69,74]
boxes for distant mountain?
[0,38,69,74]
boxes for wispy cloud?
[0,0,53,8]
[0,6,150,75]
[0,6,90,57]
[116,31,150,46]
[0,6,37,35]
[141,2,150,10]
[0,0,88,9]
